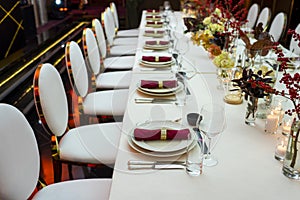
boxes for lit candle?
[275,144,287,160]
[265,113,279,134]
[273,108,284,125]
[282,124,292,135]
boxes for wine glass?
[198,103,226,166]
[174,36,190,70]
[163,1,171,11]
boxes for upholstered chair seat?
[0,103,112,200]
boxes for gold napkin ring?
[160,128,167,140]
[155,56,159,62]
[156,40,159,45]
[155,21,157,25]
[158,81,163,88]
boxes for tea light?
[265,112,279,134]
[282,121,292,135]
[273,109,284,125]
[275,136,288,161]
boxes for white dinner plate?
[137,82,183,96]
[140,59,173,65]
[128,136,197,157]
[146,11,160,15]
[139,59,174,68]
[143,33,164,38]
[137,80,179,94]
[143,44,169,50]
[145,24,163,28]
[130,121,195,153]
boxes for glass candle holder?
[282,118,292,136]
[274,134,288,161]
[265,110,279,134]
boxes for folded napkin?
[134,128,190,141]
[142,56,171,62]
[146,9,159,13]
[145,30,165,34]
[140,80,177,89]
[146,15,161,19]
[145,41,169,45]
[146,21,163,25]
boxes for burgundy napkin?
[145,41,169,45]
[146,15,161,19]
[140,80,177,89]
[146,9,159,13]
[146,21,163,25]
[134,128,190,141]
[142,56,171,62]
[145,30,165,34]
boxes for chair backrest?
[246,3,260,29]
[65,41,89,98]
[92,18,107,59]
[268,12,287,42]
[289,23,300,55]
[83,28,101,75]
[103,7,116,46]
[110,2,119,30]
[0,103,40,199]
[33,63,68,137]
[256,7,271,30]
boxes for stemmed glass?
[173,36,189,71]
[163,1,171,11]
[198,103,226,166]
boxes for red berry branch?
[274,29,300,168]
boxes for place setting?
[139,55,174,69]
[146,9,160,15]
[145,21,164,28]
[127,120,197,158]
[145,15,162,21]
[143,40,170,50]
[135,78,183,97]
[143,30,165,38]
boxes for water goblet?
[163,1,171,11]
[198,103,226,167]
[174,36,189,70]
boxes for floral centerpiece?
[273,29,300,179]
[185,0,247,51]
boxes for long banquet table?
[108,11,300,200]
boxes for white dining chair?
[246,3,260,30]
[268,12,287,42]
[65,41,129,117]
[103,7,138,48]
[110,2,139,38]
[83,28,132,89]
[92,18,135,70]
[33,63,123,182]
[0,103,112,200]
[289,23,300,55]
[256,7,271,30]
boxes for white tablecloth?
[108,11,300,200]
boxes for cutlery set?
[135,97,177,104]
[128,160,186,170]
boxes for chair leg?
[68,164,74,180]
[52,157,62,183]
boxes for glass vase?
[282,120,300,180]
[245,96,258,126]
